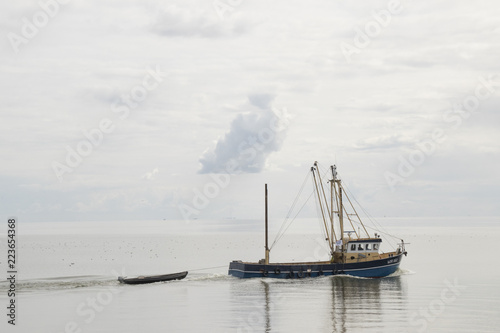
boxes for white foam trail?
[185,273,233,282]
[388,268,415,277]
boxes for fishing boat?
[118,271,188,285]
[228,162,407,279]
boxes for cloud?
[150,4,249,38]
[248,93,275,109]
[2,0,500,221]
[353,134,415,151]
[141,168,159,180]
[198,94,289,174]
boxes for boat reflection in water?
[329,276,406,332]
[231,275,406,332]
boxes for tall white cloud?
[199,94,289,174]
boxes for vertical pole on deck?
[265,183,270,265]
[339,181,344,250]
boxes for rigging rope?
[343,184,400,239]
[341,182,400,250]
[187,265,228,272]
[271,181,317,250]
[312,176,328,243]
[269,163,402,254]
[270,164,332,251]
[269,170,310,250]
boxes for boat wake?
[0,275,120,293]
[2,272,232,292]
[0,268,414,293]
[186,273,233,282]
[330,268,414,280]
[389,268,415,277]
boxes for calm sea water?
[1,217,499,332]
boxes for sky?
[1,0,499,223]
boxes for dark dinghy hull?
[118,271,188,285]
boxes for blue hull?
[228,254,402,279]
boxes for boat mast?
[311,166,333,251]
[314,162,333,239]
[265,183,270,265]
[330,170,334,253]
[332,165,344,251]
[339,179,344,249]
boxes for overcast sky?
[1,0,499,223]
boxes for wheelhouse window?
[373,244,379,250]
[366,244,372,251]
[357,244,364,251]
[351,244,356,251]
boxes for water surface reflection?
[231,275,407,332]
[330,276,406,332]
